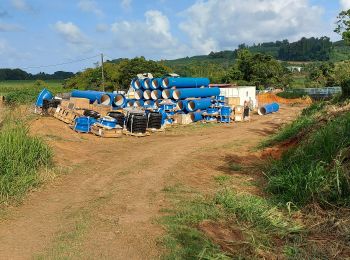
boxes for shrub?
[341,78,350,97]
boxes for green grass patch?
[228,162,242,172]
[161,187,304,259]
[267,112,350,206]
[0,80,69,104]
[0,117,52,203]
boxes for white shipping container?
[219,86,256,107]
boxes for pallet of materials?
[90,124,123,138]
[54,107,79,124]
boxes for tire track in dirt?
[0,105,303,259]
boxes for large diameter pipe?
[162,89,174,99]
[172,87,220,100]
[71,90,111,105]
[151,78,162,90]
[109,93,126,108]
[143,90,152,100]
[151,90,162,100]
[258,102,280,115]
[144,100,155,106]
[162,77,210,89]
[175,100,189,111]
[36,88,53,107]
[187,98,213,112]
[126,99,135,107]
[134,90,144,100]
[190,111,204,122]
[143,78,152,89]
[134,100,144,107]
[131,78,142,90]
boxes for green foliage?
[0,119,52,203]
[65,57,172,91]
[335,10,350,44]
[215,190,303,235]
[267,112,350,206]
[276,90,307,99]
[278,37,332,61]
[0,68,74,81]
[341,78,350,97]
[260,113,317,148]
[307,62,336,87]
[0,80,66,104]
[225,49,290,87]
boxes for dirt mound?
[198,220,247,255]
[257,93,312,105]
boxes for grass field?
[0,80,70,104]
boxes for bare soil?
[0,105,303,259]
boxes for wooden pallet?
[123,130,150,137]
[91,125,123,138]
[147,127,165,133]
[54,107,79,124]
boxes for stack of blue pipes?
[130,76,224,124]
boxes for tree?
[224,49,289,88]
[335,10,350,44]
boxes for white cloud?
[121,0,132,10]
[96,23,108,32]
[179,0,326,54]
[10,0,33,12]
[110,10,188,58]
[54,21,89,45]
[78,0,104,17]
[0,22,23,32]
[340,0,350,10]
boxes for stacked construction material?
[130,77,221,125]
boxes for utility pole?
[101,53,105,91]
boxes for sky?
[0,0,349,74]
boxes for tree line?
[0,69,74,81]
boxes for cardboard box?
[60,99,70,108]
[89,104,112,117]
[174,114,192,125]
[235,105,244,114]
[69,97,90,109]
[225,97,240,107]
[91,125,122,138]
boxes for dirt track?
[0,105,303,259]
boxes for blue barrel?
[190,111,204,122]
[187,98,213,112]
[71,90,111,105]
[98,117,117,128]
[162,77,210,89]
[173,87,220,100]
[74,117,96,133]
[36,88,53,107]
[220,106,232,117]
[258,102,280,115]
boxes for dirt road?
[0,105,303,259]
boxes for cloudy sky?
[0,0,349,73]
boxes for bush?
[341,78,350,97]
[267,112,350,206]
[0,121,52,202]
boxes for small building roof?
[210,83,255,89]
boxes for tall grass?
[267,112,350,206]
[0,120,52,203]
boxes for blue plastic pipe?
[108,93,126,108]
[126,99,135,107]
[172,87,220,100]
[71,90,111,105]
[36,88,53,107]
[143,78,152,89]
[175,100,189,111]
[151,78,162,90]
[162,89,173,99]
[190,111,204,122]
[134,89,143,100]
[144,100,155,106]
[151,90,162,100]
[258,102,280,115]
[143,90,152,100]
[187,98,213,112]
[134,100,144,107]
[162,77,210,89]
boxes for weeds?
[0,118,52,203]
[267,112,350,206]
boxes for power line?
[20,54,100,70]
